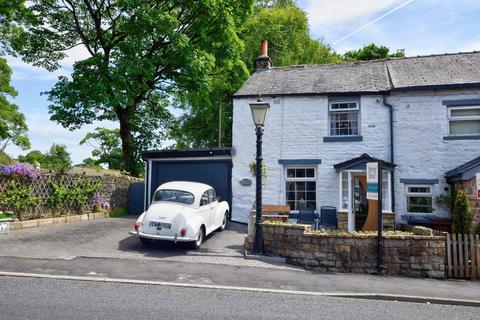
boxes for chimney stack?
[255,39,272,71]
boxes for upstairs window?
[329,101,360,136]
[448,106,480,136]
[406,185,433,214]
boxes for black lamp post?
[249,97,270,255]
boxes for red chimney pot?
[261,40,268,56]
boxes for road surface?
[1,276,478,320]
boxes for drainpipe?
[382,95,395,212]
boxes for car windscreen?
[153,189,195,205]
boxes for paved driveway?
[0,216,262,266]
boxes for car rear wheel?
[139,237,153,247]
[190,227,204,250]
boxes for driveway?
[0,216,282,268]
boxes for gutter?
[382,95,395,211]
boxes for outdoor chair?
[319,206,337,230]
[298,207,317,229]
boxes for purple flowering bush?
[91,192,110,212]
[0,163,40,180]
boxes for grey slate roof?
[234,52,480,97]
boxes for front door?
[352,175,368,231]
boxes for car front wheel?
[219,212,227,231]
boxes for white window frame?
[405,184,434,214]
[447,105,480,136]
[328,100,360,137]
[285,167,316,212]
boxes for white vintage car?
[130,181,229,249]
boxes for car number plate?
[149,221,171,229]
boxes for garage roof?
[142,147,232,160]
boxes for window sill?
[323,136,363,142]
[443,135,480,140]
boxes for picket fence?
[446,233,480,280]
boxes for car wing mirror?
[216,196,221,202]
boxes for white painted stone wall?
[232,89,480,223]
[389,89,480,220]
[232,95,391,222]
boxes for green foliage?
[0,150,12,164]
[434,190,456,212]
[241,5,337,71]
[173,0,338,148]
[451,191,473,234]
[12,0,253,176]
[47,178,102,214]
[0,57,30,152]
[79,158,100,169]
[109,207,128,218]
[342,43,405,61]
[0,180,40,220]
[68,179,102,212]
[46,180,69,214]
[42,144,72,174]
[80,127,124,170]
[18,150,44,166]
[249,160,267,182]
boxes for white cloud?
[304,0,405,29]
[6,112,118,164]
[8,45,90,81]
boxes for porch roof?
[445,155,480,182]
[333,154,396,172]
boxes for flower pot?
[0,218,12,235]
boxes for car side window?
[208,189,216,203]
[200,191,209,206]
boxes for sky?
[5,0,480,164]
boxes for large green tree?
[342,43,405,61]
[12,0,252,176]
[174,0,337,148]
[0,0,31,152]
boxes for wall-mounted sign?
[366,162,379,200]
[239,178,252,186]
[476,173,480,200]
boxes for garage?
[142,148,233,213]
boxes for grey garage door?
[149,160,232,208]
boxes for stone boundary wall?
[253,223,446,278]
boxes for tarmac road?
[1,276,479,320]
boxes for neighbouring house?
[231,42,480,231]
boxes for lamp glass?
[249,102,270,126]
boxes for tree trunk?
[118,111,136,176]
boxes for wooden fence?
[446,233,480,279]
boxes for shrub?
[475,224,480,236]
[451,191,473,234]
[109,207,128,217]
[0,163,41,220]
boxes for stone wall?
[455,176,480,230]
[252,223,446,278]
[97,175,141,210]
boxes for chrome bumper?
[129,230,192,242]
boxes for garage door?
[149,160,232,208]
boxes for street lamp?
[249,97,270,255]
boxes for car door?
[208,188,222,228]
[198,191,212,232]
